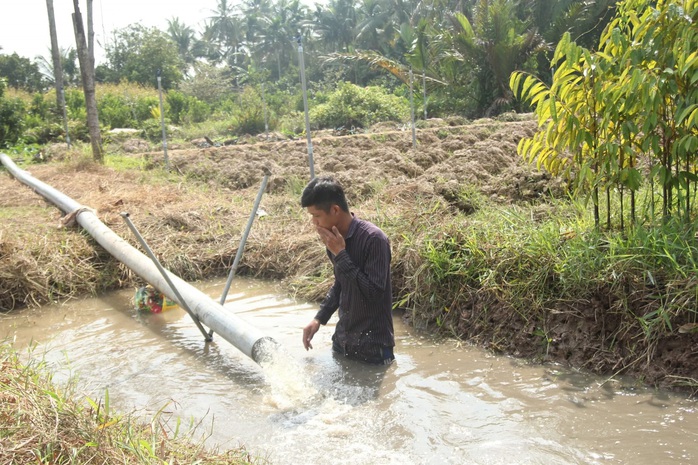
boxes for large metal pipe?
[0,153,278,365]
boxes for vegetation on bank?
[389,193,698,389]
[0,342,267,465]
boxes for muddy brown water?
[1,278,696,465]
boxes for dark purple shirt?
[314,215,395,356]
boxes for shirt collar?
[345,213,358,239]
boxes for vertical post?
[422,70,427,121]
[261,82,269,141]
[297,34,315,179]
[409,68,416,150]
[157,70,169,171]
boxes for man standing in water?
[301,176,395,365]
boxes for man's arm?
[303,273,341,350]
[315,278,340,324]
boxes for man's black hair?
[300,176,349,213]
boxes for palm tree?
[241,0,272,46]
[520,0,618,81]
[356,0,395,55]
[36,47,79,86]
[204,0,243,64]
[310,0,357,53]
[404,18,435,118]
[445,0,548,115]
[257,0,307,79]
[167,17,196,70]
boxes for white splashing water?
[255,340,319,410]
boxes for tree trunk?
[606,186,611,230]
[46,0,70,148]
[594,187,600,229]
[422,70,427,120]
[87,0,95,60]
[277,51,281,81]
[72,0,102,162]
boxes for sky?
[0,0,217,64]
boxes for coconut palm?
[257,0,308,79]
[36,47,79,86]
[356,0,396,55]
[204,0,243,64]
[310,0,358,53]
[167,17,197,69]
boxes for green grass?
[391,191,698,347]
[0,205,48,220]
[105,153,147,171]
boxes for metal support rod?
[121,212,212,341]
[157,71,169,171]
[261,82,269,141]
[219,171,271,309]
[422,70,427,121]
[409,68,417,150]
[297,34,315,179]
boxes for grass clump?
[0,342,267,465]
[391,194,698,387]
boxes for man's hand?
[302,319,321,350]
[316,225,345,256]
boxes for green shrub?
[166,87,214,125]
[179,119,231,140]
[132,96,161,123]
[29,93,53,120]
[22,117,64,145]
[309,81,409,129]
[64,88,85,118]
[141,118,166,142]
[278,111,304,136]
[0,95,26,147]
[166,90,187,124]
[98,93,135,128]
[183,98,211,124]
[228,87,267,135]
[67,118,90,142]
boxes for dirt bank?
[1,115,695,392]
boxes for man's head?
[301,176,349,230]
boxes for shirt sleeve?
[334,235,389,300]
[314,275,341,324]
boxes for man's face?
[306,204,338,230]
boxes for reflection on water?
[1,278,696,465]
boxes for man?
[301,176,395,365]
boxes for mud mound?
[155,117,556,206]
